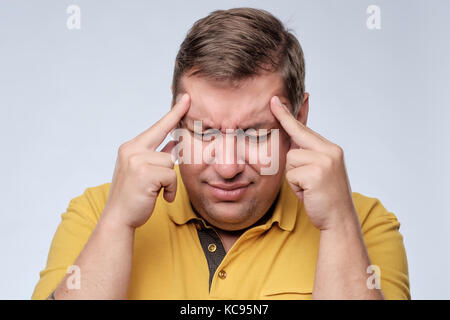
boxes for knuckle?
[285,168,296,182]
[118,141,132,158]
[322,155,334,169]
[286,149,300,163]
[127,154,143,170]
[160,152,175,167]
[144,185,158,197]
[286,149,295,163]
[330,144,344,160]
[312,165,325,180]
[167,168,177,183]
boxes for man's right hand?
[102,93,191,229]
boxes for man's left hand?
[270,96,358,231]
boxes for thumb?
[287,179,304,202]
[163,173,178,203]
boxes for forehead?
[179,72,288,129]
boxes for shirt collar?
[166,165,299,232]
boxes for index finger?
[269,96,327,151]
[135,93,191,150]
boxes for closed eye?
[188,128,273,141]
[191,128,221,139]
[244,129,272,142]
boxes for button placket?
[193,220,227,291]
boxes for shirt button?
[208,243,217,253]
[218,270,227,279]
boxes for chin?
[199,200,260,230]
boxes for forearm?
[49,211,135,300]
[312,209,384,300]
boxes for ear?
[296,92,309,126]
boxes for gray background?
[0,0,449,299]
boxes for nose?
[211,132,245,179]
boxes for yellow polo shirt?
[32,166,410,300]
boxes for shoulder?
[64,182,111,224]
[351,192,400,230]
[351,192,410,299]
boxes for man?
[32,8,410,300]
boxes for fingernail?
[273,96,287,112]
[275,96,287,109]
[273,96,281,105]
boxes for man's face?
[176,71,293,231]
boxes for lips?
[206,182,251,201]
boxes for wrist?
[319,206,360,235]
[98,208,137,235]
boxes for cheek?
[252,130,289,161]
[179,159,202,175]
[278,132,290,163]
[245,133,287,177]
[253,170,285,200]
[179,162,205,194]
[178,136,207,182]
[175,134,206,165]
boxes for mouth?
[206,182,252,201]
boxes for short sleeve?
[353,192,410,300]
[31,183,109,300]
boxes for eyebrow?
[179,117,214,129]
[242,121,278,130]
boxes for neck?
[213,196,279,252]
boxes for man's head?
[170,8,309,231]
